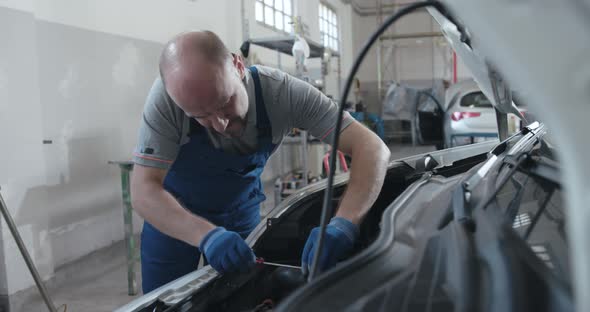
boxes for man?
[131,30,390,293]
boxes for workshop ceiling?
[343,0,422,16]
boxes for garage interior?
[1,0,588,312]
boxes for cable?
[307,0,444,281]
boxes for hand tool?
[256,258,301,270]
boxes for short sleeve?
[283,74,354,144]
[133,78,183,169]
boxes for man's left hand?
[300,217,359,276]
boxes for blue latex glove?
[199,227,256,274]
[301,217,359,276]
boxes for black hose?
[307,0,444,281]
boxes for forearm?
[131,183,215,247]
[335,138,390,225]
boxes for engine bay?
[131,151,490,312]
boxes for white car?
[443,80,522,147]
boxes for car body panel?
[428,2,590,307]
[277,122,573,312]
[115,140,498,312]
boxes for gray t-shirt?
[133,65,354,169]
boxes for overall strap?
[249,66,271,138]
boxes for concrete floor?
[13,239,142,312]
[17,144,435,312]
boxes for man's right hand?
[199,227,256,274]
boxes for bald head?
[158,30,249,138]
[159,30,232,85]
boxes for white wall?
[0,2,166,295]
[0,0,356,297]
[5,0,230,44]
[0,6,46,295]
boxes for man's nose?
[211,115,229,133]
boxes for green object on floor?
[109,161,139,296]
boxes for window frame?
[319,2,339,52]
[255,0,294,34]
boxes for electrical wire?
[307,0,444,281]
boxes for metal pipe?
[302,131,309,187]
[337,52,342,96]
[376,0,383,109]
[378,31,443,40]
[346,0,426,16]
[430,16,435,86]
[374,1,425,9]
[494,108,509,141]
[241,0,249,42]
[453,51,458,83]
[119,164,138,296]
[0,191,58,312]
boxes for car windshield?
[460,91,493,108]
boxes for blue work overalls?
[140,67,275,293]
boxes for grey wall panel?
[0,6,47,296]
[1,5,304,297]
[0,6,164,296]
[30,20,163,268]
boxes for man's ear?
[232,53,246,79]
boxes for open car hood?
[427,7,521,117]
[429,1,590,310]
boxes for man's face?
[167,55,249,138]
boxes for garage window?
[319,3,339,51]
[255,0,293,34]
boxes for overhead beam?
[341,0,425,16]
[379,31,443,40]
